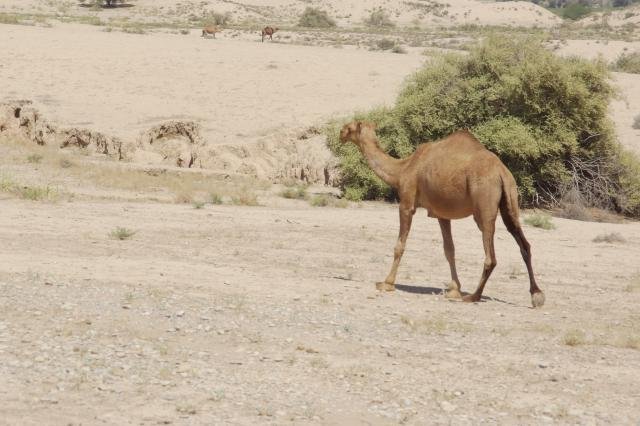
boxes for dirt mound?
[0,101,339,186]
[0,101,123,159]
[136,121,204,168]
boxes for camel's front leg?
[377,205,415,291]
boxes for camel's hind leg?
[438,219,462,299]
[463,211,497,303]
[377,205,415,292]
[499,202,545,307]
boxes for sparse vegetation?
[0,175,60,201]
[231,189,260,206]
[365,8,395,28]
[593,232,626,243]
[298,7,336,28]
[280,185,307,200]
[309,194,348,208]
[391,45,407,54]
[109,226,136,240]
[524,212,555,230]
[209,192,224,205]
[192,201,205,209]
[201,11,231,26]
[326,35,640,218]
[563,329,587,346]
[27,154,43,164]
[376,38,396,50]
[633,114,640,130]
[611,51,640,74]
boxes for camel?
[261,26,278,42]
[202,26,222,38]
[339,121,545,308]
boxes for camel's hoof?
[462,293,480,303]
[445,289,462,300]
[531,291,545,308]
[375,282,395,292]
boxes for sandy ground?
[0,194,639,424]
[0,24,423,145]
[1,11,640,424]
[0,0,561,27]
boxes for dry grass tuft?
[524,212,555,230]
[563,329,586,347]
[592,232,626,244]
[280,185,307,200]
[230,188,260,206]
[309,194,348,208]
[109,227,136,240]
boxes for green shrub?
[611,52,640,74]
[365,8,395,28]
[560,4,592,21]
[298,7,336,28]
[326,35,640,217]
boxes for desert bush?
[309,194,348,208]
[633,114,640,129]
[592,232,626,243]
[109,226,136,240]
[202,11,231,26]
[192,201,205,209]
[280,185,307,200]
[27,154,43,164]
[365,8,395,28]
[560,4,592,20]
[376,38,396,50]
[209,192,224,205]
[611,51,640,73]
[326,35,640,217]
[298,7,336,28]
[524,212,555,230]
[563,329,586,346]
[231,189,260,206]
[391,45,407,54]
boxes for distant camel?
[261,26,278,42]
[339,121,545,308]
[202,26,222,38]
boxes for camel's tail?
[498,170,520,233]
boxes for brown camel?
[339,121,545,308]
[202,26,222,38]
[261,26,278,42]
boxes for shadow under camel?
[394,283,515,306]
[79,3,135,9]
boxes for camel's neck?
[358,136,404,189]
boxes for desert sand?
[1,1,640,424]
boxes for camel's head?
[339,121,376,145]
